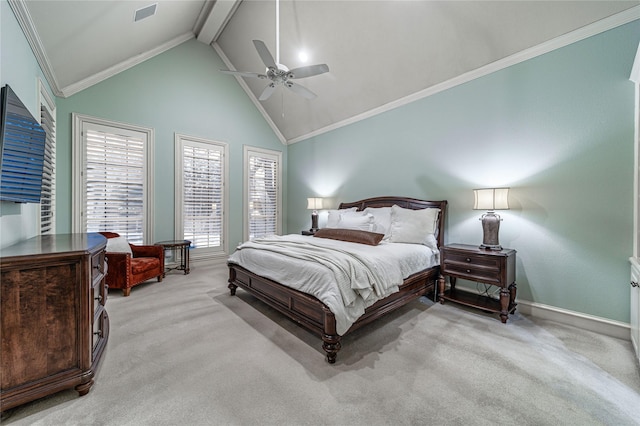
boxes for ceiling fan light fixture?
[217,0,329,102]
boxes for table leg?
[183,245,190,274]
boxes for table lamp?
[307,197,324,232]
[473,188,509,250]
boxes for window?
[38,80,56,235]
[72,114,154,244]
[175,134,228,258]
[243,146,282,240]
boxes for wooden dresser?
[0,233,109,411]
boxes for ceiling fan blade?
[253,40,277,70]
[220,70,266,79]
[259,83,277,101]
[286,82,317,100]
[288,64,329,79]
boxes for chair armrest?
[104,251,131,275]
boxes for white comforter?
[227,234,439,335]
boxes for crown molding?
[8,0,63,96]
[288,6,640,144]
[212,42,287,145]
[59,33,194,98]
[9,0,195,98]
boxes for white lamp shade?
[307,197,324,210]
[473,188,509,210]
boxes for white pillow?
[326,207,358,228]
[389,205,440,245]
[105,236,133,255]
[337,212,374,231]
[363,207,392,238]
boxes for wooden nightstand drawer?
[442,263,501,284]
[444,252,501,270]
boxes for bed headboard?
[338,196,447,248]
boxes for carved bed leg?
[322,334,342,364]
[228,282,237,296]
[438,275,446,304]
[228,267,237,295]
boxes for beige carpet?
[3,262,640,425]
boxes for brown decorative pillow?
[313,228,384,246]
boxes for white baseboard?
[516,300,631,341]
[449,287,631,341]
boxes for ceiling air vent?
[134,3,157,22]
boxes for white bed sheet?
[228,234,439,335]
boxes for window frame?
[174,133,229,260]
[37,78,56,235]
[72,114,154,243]
[243,145,282,241]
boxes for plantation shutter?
[182,141,224,249]
[247,150,280,239]
[83,124,146,244]
[39,103,55,234]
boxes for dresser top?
[1,233,106,258]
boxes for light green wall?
[287,21,639,323]
[3,0,638,323]
[0,1,54,249]
[55,38,286,250]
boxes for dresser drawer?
[91,251,105,284]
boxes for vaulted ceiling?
[13,0,640,144]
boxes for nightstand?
[438,243,517,323]
[301,230,315,236]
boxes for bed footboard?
[228,263,438,363]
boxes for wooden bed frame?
[227,196,447,363]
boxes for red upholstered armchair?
[99,232,164,296]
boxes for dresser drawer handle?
[632,281,639,288]
[466,258,471,262]
[466,269,471,273]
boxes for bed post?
[322,306,341,363]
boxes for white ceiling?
[14,0,640,144]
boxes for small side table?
[155,240,191,275]
[438,243,516,323]
[301,230,315,236]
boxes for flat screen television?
[0,84,47,203]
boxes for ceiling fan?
[220,0,329,101]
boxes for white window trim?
[37,78,56,235]
[174,133,229,260]
[72,113,155,242]
[243,145,282,241]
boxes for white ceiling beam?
[197,0,242,45]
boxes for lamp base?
[480,243,503,251]
[479,211,503,251]
[310,211,319,233]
